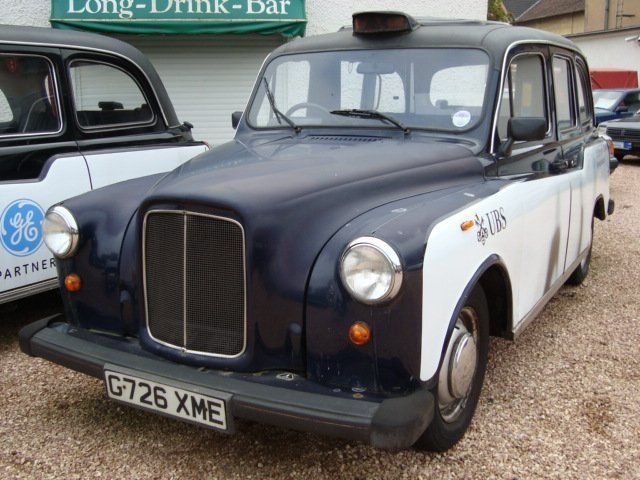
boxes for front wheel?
[413,286,489,452]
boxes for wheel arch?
[477,261,513,340]
[426,254,513,385]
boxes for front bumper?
[19,315,433,450]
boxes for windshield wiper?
[262,78,300,134]
[330,109,410,135]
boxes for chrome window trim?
[142,209,248,359]
[0,40,171,127]
[490,39,584,154]
[0,53,64,140]
[68,58,156,132]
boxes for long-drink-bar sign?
[51,0,307,36]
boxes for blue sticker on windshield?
[1,199,45,257]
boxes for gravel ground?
[1,164,639,480]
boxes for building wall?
[305,0,488,35]
[0,0,50,26]
[0,0,489,33]
[519,12,585,35]
[571,28,640,83]
[586,0,640,32]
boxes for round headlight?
[340,237,403,305]
[43,206,79,259]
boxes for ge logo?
[1,199,45,257]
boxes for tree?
[488,0,514,23]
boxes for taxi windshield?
[247,48,490,133]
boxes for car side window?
[0,90,11,123]
[622,92,640,113]
[552,57,575,132]
[497,54,548,142]
[575,61,592,126]
[0,54,61,137]
[69,60,154,130]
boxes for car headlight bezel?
[340,236,403,305]
[43,205,79,259]
[597,124,608,136]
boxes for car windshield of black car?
[247,49,490,134]
[593,90,622,110]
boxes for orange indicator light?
[64,274,82,292]
[460,220,475,231]
[349,322,372,346]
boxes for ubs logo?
[474,207,507,245]
[1,199,45,257]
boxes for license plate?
[104,366,229,431]
[613,141,632,150]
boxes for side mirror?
[232,111,243,129]
[498,117,547,158]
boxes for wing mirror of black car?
[498,117,547,158]
[232,111,243,129]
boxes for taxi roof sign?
[352,11,419,35]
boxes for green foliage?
[488,0,514,23]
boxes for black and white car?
[0,25,207,303]
[21,12,613,451]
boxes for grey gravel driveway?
[1,163,639,480]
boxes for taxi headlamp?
[43,206,79,259]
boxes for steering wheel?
[285,102,333,120]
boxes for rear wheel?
[413,286,489,452]
[566,215,594,286]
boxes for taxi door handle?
[549,159,569,172]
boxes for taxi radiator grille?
[144,211,245,357]
[606,127,640,141]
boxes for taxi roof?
[273,17,582,68]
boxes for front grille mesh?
[606,127,640,141]
[145,211,245,357]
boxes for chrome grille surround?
[143,210,247,358]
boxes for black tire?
[566,216,594,286]
[615,153,625,162]
[413,285,489,452]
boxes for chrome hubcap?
[438,306,479,423]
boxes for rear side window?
[575,61,592,126]
[0,91,11,123]
[0,55,61,136]
[69,60,153,129]
[552,57,575,131]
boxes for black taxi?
[0,25,207,304]
[20,13,613,451]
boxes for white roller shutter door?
[119,35,285,146]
